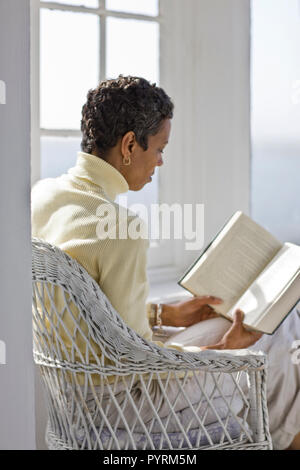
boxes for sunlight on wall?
[251,0,300,243]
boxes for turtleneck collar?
[68,151,129,201]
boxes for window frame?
[31,0,180,278]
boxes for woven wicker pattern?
[32,238,272,450]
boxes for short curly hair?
[81,75,174,158]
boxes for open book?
[178,211,300,334]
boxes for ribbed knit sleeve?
[98,229,153,342]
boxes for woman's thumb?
[233,309,245,325]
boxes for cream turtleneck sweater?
[32,151,155,344]
[32,151,201,377]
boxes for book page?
[254,272,300,334]
[180,212,282,314]
[226,243,300,330]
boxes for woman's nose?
[157,157,163,166]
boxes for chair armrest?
[145,346,267,374]
[34,345,266,377]
[85,299,267,375]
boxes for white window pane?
[251,0,300,244]
[41,0,99,7]
[106,0,158,16]
[106,17,159,83]
[40,9,99,130]
[41,136,81,178]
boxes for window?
[32,0,172,271]
[38,0,159,177]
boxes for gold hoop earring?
[123,156,131,166]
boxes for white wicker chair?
[32,238,272,450]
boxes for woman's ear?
[121,131,136,157]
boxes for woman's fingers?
[192,295,223,306]
[201,306,219,319]
[233,309,245,324]
[233,309,263,340]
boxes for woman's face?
[123,119,171,191]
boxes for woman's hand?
[202,309,263,350]
[161,295,223,328]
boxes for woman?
[32,75,300,449]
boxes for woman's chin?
[130,179,151,191]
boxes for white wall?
[251,0,300,243]
[160,0,251,271]
[0,0,36,450]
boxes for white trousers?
[165,305,300,450]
